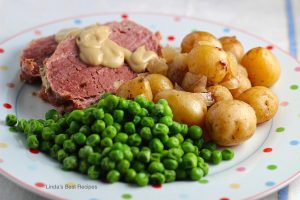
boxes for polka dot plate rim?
[0,12,300,200]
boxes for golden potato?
[237,86,278,124]
[116,77,153,101]
[147,58,169,76]
[237,64,248,77]
[241,47,280,87]
[167,53,189,84]
[146,74,173,97]
[207,85,233,102]
[181,72,207,92]
[181,31,222,53]
[229,75,252,98]
[206,100,257,146]
[154,90,207,126]
[187,45,229,84]
[219,36,244,62]
[161,46,180,63]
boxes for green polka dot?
[267,164,277,170]
[122,194,132,199]
[290,85,299,90]
[8,127,18,133]
[199,179,209,184]
[192,29,198,32]
[276,127,285,132]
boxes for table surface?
[0,0,299,199]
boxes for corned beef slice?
[40,20,161,111]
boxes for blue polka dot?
[223,28,230,33]
[265,181,275,187]
[179,193,189,199]
[290,140,299,145]
[74,19,82,25]
[89,198,99,200]
[149,24,156,30]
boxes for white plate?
[0,12,300,200]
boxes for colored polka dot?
[6,82,15,88]
[276,127,285,132]
[0,143,8,148]
[34,30,42,35]
[89,198,99,200]
[290,84,299,90]
[223,28,230,33]
[74,19,82,24]
[192,29,198,32]
[265,181,275,187]
[152,185,162,189]
[122,193,132,199]
[35,182,45,188]
[230,183,240,189]
[266,45,274,50]
[179,193,189,199]
[298,114,300,118]
[3,103,12,109]
[220,197,230,200]
[280,101,289,107]
[29,149,40,154]
[66,182,76,187]
[0,66,8,71]
[267,164,277,170]
[236,167,246,172]
[294,67,300,72]
[290,140,299,145]
[0,158,3,163]
[174,16,181,21]
[167,35,175,41]
[0,48,4,53]
[199,179,209,184]
[121,13,128,20]
[149,24,156,30]
[263,148,273,153]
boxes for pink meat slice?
[40,20,161,111]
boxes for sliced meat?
[40,20,161,112]
[20,35,57,83]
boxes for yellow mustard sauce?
[55,28,82,43]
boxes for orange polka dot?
[0,66,8,71]
[0,143,8,148]
[230,183,240,189]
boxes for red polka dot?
[236,167,246,172]
[29,149,40,154]
[34,30,42,35]
[167,35,175,41]
[263,148,272,153]
[294,67,300,72]
[174,16,181,21]
[3,103,12,109]
[0,158,3,163]
[0,48,4,53]
[121,13,128,20]
[220,198,230,200]
[6,83,15,88]
[35,182,45,188]
[280,101,289,107]
[152,185,162,189]
[266,45,273,50]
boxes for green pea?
[78,160,89,174]
[181,141,195,153]
[137,150,151,163]
[189,167,204,180]
[54,134,67,146]
[17,119,27,132]
[198,162,209,176]
[5,114,17,126]
[200,149,212,161]
[104,95,120,111]
[150,153,161,162]
[166,137,180,148]
[50,144,60,159]
[152,123,169,136]
[150,172,165,185]
[124,168,136,183]
[87,152,101,165]
[167,148,184,161]
[40,141,52,152]
[163,105,173,117]
[176,168,187,180]
[128,101,142,115]
[44,119,56,127]
[68,121,80,134]
[114,133,128,143]
[73,132,86,145]
[123,149,133,161]
[124,122,135,134]
[117,160,130,174]
[164,170,176,183]
[134,172,149,186]
[87,165,100,179]
[100,137,113,148]
[102,125,117,139]
[118,99,129,110]
[159,116,173,126]
[148,161,165,173]
[134,95,149,108]
[91,120,105,133]
[63,156,78,170]
[41,127,54,141]
[63,139,76,153]
[57,149,68,162]
[140,127,152,141]
[149,138,164,153]
[139,108,149,117]
[194,138,204,149]
[45,109,60,121]
[68,110,84,122]
[101,157,115,171]
[103,113,114,126]
[222,148,234,160]
[128,134,142,146]
[27,135,39,149]
[182,152,197,169]
[109,150,124,162]
[100,92,113,99]
[132,161,145,172]
[113,122,122,132]
[112,142,123,150]
[82,112,94,125]
[141,117,155,128]
[169,122,183,134]
[152,104,164,116]
[50,123,62,133]
[79,125,91,135]
[57,118,67,129]
[113,110,124,123]
[101,147,111,157]
[159,134,169,145]
[163,158,178,170]
[107,170,120,183]
[188,125,203,140]
[86,134,101,147]
[211,150,222,164]
[29,120,44,133]
[78,145,94,159]
[174,133,184,143]
[133,116,141,125]
[203,141,217,151]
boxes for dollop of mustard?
[55,28,82,43]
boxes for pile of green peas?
[5,94,234,186]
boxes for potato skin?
[116,77,153,101]
[237,86,278,124]
[241,47,280,87]
[219,36,244,62]
[207,85,233,102]
[154,90,207,126]
[146,74,173,97]
[206,100,257,146]
[229,74,252,98]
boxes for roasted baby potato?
[116,77,153,101]
[167,53,189,84]
[146,74,173,97]
[219,36,244,62]
[237,86,278,124]
[181,72,207,92]
[237,64,248,77]
[206,100,257,146]
[147,57,169,76]
[241,47,281,87]
[161,46,180,63]
[154,90,207,126]
[229,74,252,98]
[181,31,222,53]
[207,85,233,102]
[187,45,229,84]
